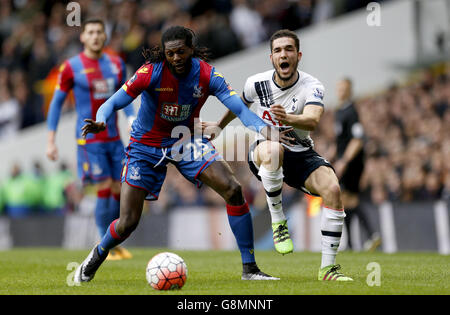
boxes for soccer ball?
[146,252,187,290]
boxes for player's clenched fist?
[46,142,59,161]
[270,104,291,124]
[82,119,106,138]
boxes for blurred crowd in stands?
[313,63,450,204]
[157,62,450,211]
[0,160,80,217]
[0,0,387,137]
[2,0,449,218]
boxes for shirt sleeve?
[208,68,238,101]
[56,61,74,93]
[305,84,325,107]
[242,77,256,103]
[209,68,267,133]
[47,61,73,131]
[120,58,127,86]
[96,88,135,124]
[122,64,153,98]
[350,107,364,139]
[47,89,67,131]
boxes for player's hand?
[81,119,106,138]
[260,126,295,146]
[199,121,222,141]
[46,142,58,161]
[270,104,292,125]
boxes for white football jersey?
[243,70,325,152]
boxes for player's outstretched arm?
[46,89,68,161]
[210,71,294,145]
[200,95,248,141]
[81,119,106,137]
[81,88,134,138]
[221,94,294,146]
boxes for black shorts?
[248,140,334,196]
[340,155,364,193]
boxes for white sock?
[320,206,346,268]
[258,165,285,224]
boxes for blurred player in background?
[333,78,381,251]
[75,26,290,283]
[46,19,135,260]
[208,29,353,281]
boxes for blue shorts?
[122,137,221,200]
[77,140,125,184]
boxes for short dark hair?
[81,18,105,32]
[270,29,300,52]
[142,26,210,63]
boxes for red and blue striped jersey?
[122,58,237,147]
[55,52,126,143]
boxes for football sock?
[95,188,111,238]
[109,192,121,224]
[320,206,346,268]
[97,219,129,257]
[344,208,355,249]
[258,165,285,223]
[226,202,256,264]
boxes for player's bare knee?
[97,178,113,191]
[117,214,139,236]
[321,183,342,207]
[258,141,284,170]
[111,181,121,195]
[223,180,243,204]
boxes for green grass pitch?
[0,248,448,295]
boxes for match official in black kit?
[333,78,381,251]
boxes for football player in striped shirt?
[74,26,288,283]
[208,29,353,281]
[46,19,135,260]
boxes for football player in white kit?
[203,30,353,281]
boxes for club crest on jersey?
[129,166,141,181]
[193,85,203,98]
[313,88,324,100]
[110,63,120,75]
[291,97,298,111]
[161,103,191,121]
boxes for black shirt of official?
[334,101,364,161]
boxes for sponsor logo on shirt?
[81,68,96,74]
[155,87,174,92]
[161,103,191,122]
[92,78,115,99]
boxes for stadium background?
[0,0,448,255]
